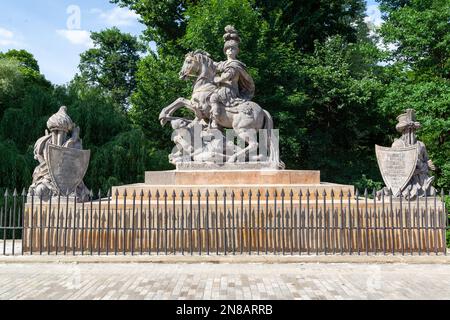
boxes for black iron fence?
[0,188,449,256]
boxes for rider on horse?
[209,25,255,129]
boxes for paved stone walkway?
[0,263,449,300]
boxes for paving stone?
[0,263,449,300]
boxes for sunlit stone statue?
[376,109,435,199]
[159,25,284,169]
[28,106,90,201]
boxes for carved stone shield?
[47,144,90,195]
[375,144,418,196]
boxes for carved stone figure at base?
[376,109,435,199]
[28,106,91,202]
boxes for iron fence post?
[249,190,253,255]
[215,190,218,256]
[299,190,303,255]
[115,189,119,256]
[232,190,236,255]
[281,189,285,256]
[315,190,319,256]
[140,190,144,255]
[173,190,177,256]
[21,188,26,256]
[331,190,336,255]
[12,189,18,256]
[148,191,152,255]
[98,190,102,256]
[197,190,201,256]
[180,190,185,256]
[132,190,136,256]
[265,190,269,255]
[156,190,161,256]
[323,190,327,255]
[106,190,111,256]
[122,189,127,256]
[355,189,360,255]
[55,193,61,256]
[290,190,294,256]
[206,190,210,256]
[73,194,77,255]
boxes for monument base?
[112,170,354,200]
[22,170,446,255]
[175,162,280,171]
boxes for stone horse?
[159,50,283,167]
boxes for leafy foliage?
[0,49,161,192]
[0,0,449,197]
[78,27,145,110]
[127,0,387,186]
[378,0,450,189]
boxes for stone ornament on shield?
[375,145,419,197]
[376,109,436,199]
[159,25,285,170]
[28,106,90,202]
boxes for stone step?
[112,183,354,200]
[145,170,321,185]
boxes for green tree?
[0,50,55,190]
[0,49,51,86]
[111,0,198,53]
[0,48,160,192]
[112,0,365,53]
[381,0,450,78]
[78,27,145,110]
[123,0,386,186]
[0,49,40,72]
[297,36,387,184]
[131,52,190,151]
[0,59,24,116]
[378,0,450,189]
[51,79,170,192]
[253,0,366,52]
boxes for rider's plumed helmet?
[223,25,241,55]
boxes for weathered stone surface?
[158,26,284,169]
[375,145,418,197]
[28,106,90,202]
[112,183,354,201]
[47,144,90,195]
[118,169,352,201]
[2,263,450,300]
[145,170,321,185]
[175,161,280,171]
[376,109,436,199]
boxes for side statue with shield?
[376,109,436,200]
[28,106,91,202]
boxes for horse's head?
[179,50,215,81]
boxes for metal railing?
[0,188,448,256]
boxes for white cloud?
[0,39,17,46]
[56,29,93,48]
[91,7,140,27]
[363,4,397,53]
[0,27,13,39]
[0,27,21,47]
[365,4,384,28]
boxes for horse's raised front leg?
[159,98,195,126]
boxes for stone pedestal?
[112,170,354,200]
[22,170,446,255]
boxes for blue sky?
[0,0,381,85]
